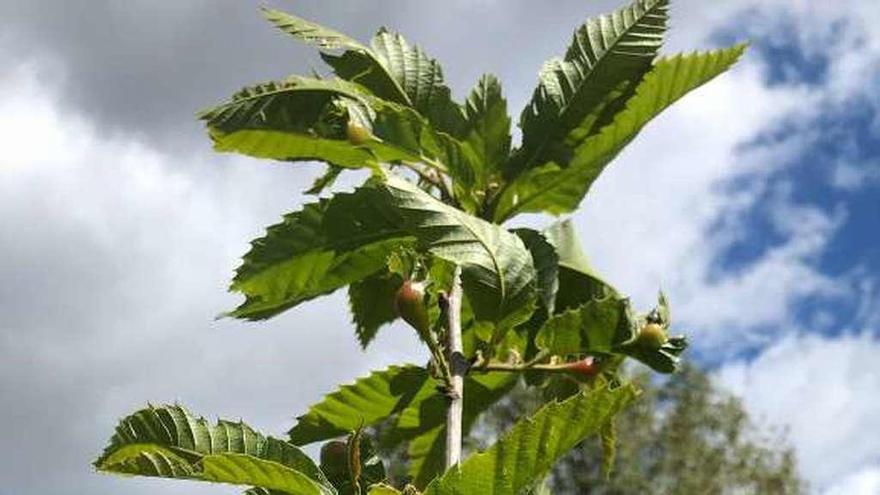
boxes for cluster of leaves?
[94,0,745,493]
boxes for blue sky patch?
[707,14,880,341]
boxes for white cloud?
[832,160,880,190]
[0,63,424,494]
[716,332,880,491]
[824,466,880,495]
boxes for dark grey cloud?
[3,0,314,149]
[0,0,629,151]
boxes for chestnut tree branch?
[445,265,464,469]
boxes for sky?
[0,1,878,494]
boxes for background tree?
[470,365,806,494]
[92,1,746,493]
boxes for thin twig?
[469,351,588,374]
[475,361,574,373]
[406,164,455,204]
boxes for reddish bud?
[395,280,430,335]
[564,357,599,377]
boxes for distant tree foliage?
[468,365,807,494]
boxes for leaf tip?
[259,4,280,19]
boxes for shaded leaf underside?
[348,270,404,348]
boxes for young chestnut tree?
[94,1,745,493]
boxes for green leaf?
[288,367,516,488]
[207,85,470,212]
[513,229,559,314]
[202,454,332,494]
[465,74,511,170]
[405,427,445,490]
[536,296,638,356]
[199,77,383,169]
[367,485,402,495]
[462,74,511,200]
[228,185,412,320]
[244,489,280,495]
[355,436,388,494]
[538,297,687,373]
[369,28,467,136]
[544,220,616,313]
[399,373,519,488]
[262,8,465,136]
[244,488,275,495]
[262,7,369,52]
[361,102,482,215]
[543,220,592,276]
[210,128,378,168]
[620,335,688,374]
[201,73,479,210]
[230,175,536,326]
[511,0,669,178]
[199,75,459,175]
[95,404,334,495]
[600,417,617,480]
[510,228,561,379]
[423,383,638,494]
[656,289,671,326]
[289,365,435,446]
[262,8,409,107]
[348,270,403,348]
[494,44,748,222]
[394,373,517,437]
[306,165,344,195]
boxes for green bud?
[346,121,372,145]
[636,323,668,349]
